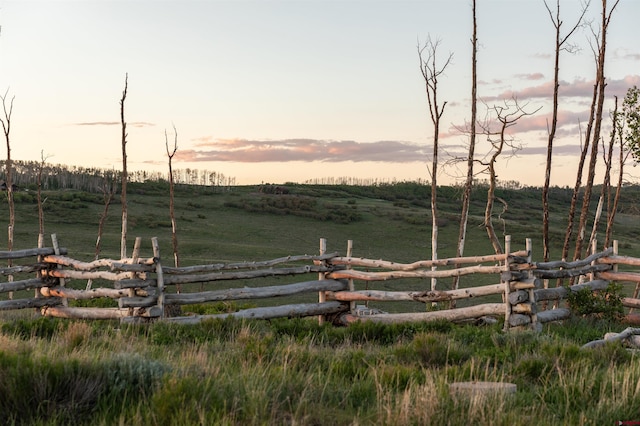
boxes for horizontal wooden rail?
[0,247,67,259]
[327,283,505,303]
[155,301,348,324]
[328,264,503,281]
[328,250,528,270]
[162,279,347,305]
[340,303,506,324]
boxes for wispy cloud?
[73,121,155,128]
[515,73,545,81]
[482,75,640,102]
[175,138,427,163]
[613,48,640,61]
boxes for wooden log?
[328,264,503,281]
[581,327,640,349]
[508,290,529,305]
[0,264,43,275]
[533,248,613,270]
[511,303,536,315]
[532,264,611,279]
[40,305,161,319]
[40,286,131,300]
[119,296,156,308]
[162,265,331,286]
[598,271,640,283]
[0,247,65,259]
[328,250,528,271]
[152,237,165,316]
[111,262,155,272]
[536,308,571,323]
[327,283,504,303]
[160,252,339,274]
[0,278,46,293]
[508,313,531,327]
[598,255,640,266]
[534,279,608,301]
[622,298,640,310]
[159,301,348,324]
[534,280,609,302]
[510,277,540,290]
[43,255,155,270]
[0,296,62,310]
[164,279,347,305]
[341,303,506,324]
[42,269,131,281]
[114,278,156,289]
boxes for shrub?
[566,282,624,321]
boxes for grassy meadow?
[2,181,640,424]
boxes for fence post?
[51,234,68,307]
[128,237,142,317]
[317,238,328,325]
[525,238,540,331]
[346,239,355,315]
[152,237,165,318]
[503,235,512,331]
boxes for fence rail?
[1,234,639,330]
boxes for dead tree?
[453,0,478,296]
[120,73,129,260]
[86,171,116,291]
[606,86,640,247]
[36,150,52,236]
[1,90,15,298]
[1,90,15,251]
[542,0,589,262]
[418,36,452,293]
[573,0,620,261]
[477,100,540,254]
[165,124,181,292]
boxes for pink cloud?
[73,121,155,128]
[483,75,640,102]
[176,139,427,163]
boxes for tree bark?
[120,73,129,259]
[453,0,478,297]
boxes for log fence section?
[1,235,640,328]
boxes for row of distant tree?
[0,160,236,193]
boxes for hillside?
[2,180,639,264]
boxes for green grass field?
[2,181,640,424]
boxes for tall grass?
[1,315,639,425]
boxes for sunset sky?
[0,0,638,186]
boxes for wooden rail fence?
[2,234,640,330]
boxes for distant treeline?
[301,176,528,190]
[0,160,236,193]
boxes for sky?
[0,0,638,187]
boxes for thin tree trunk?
[120,74,129,260]
[454,0,478,296]
[418,37,451,294]
[573,0,619,261]
[541,0,585,262]
[166,125,181,293]
[1,91,15,299]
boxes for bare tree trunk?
[479,100,539,255]
[453,0,478,297]
[418,37,452,294]
[1,91,15,299]
[573,0,619,261]
[166,125,181,293]
[120,74,129,260]
[605,96,631,248]
[542,0,587,262]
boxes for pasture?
[2,181,640,424]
